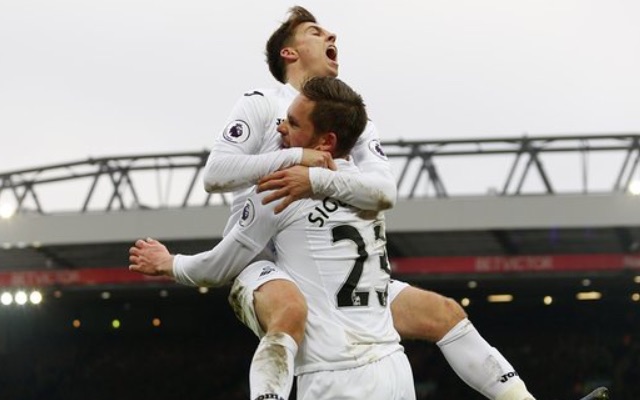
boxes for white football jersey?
[174,159,403,374]
[232,159,401,374]
[208,84,299,235]
[202,83,397,236]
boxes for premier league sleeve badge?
[223,120,251,143]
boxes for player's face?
[278,95,323,150]
[289,22,339,78]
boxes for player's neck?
[285,75,304,92]
[285,67,313,92]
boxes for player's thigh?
[253,278,307,342]
[228,260,305,338]
[297,351,415,400]
[389,282,467,342]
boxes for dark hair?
[265,6,317,83]
[301,77,368,158]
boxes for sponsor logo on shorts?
[259,265,276,277]
[369,139,388,160]
[239,199,255,227]
[223,120,250,143]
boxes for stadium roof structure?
[1,133,640,305]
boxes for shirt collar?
[283,83,299,99]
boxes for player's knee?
[441,296,467,329]
[420,295,467,342]
[393,290,467,342]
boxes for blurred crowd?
[0,291,637,399]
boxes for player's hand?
[128,238,175,277]
[300,149,336,170]
[257,165,312,214]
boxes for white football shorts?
[297,350,416,400]
[228,259,296,338]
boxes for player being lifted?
[131,6,609,400]
[131,76,417,399]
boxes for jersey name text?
[307,197,349,227]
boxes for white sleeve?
[202,91,303,193]
[309,121,398,211]
[172,231,261,287]
[172,192,282,286]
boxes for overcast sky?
[1,0,639,174]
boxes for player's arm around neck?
[309,122,397,211]
[202,90,303,193]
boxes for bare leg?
[391,285,466,341]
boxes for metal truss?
[385,133,640,198]
[1,134,639,214]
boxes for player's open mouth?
[326,46,338,62]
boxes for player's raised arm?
[129,191,282,287]
[171,229,265,287]
[128,233,261,287]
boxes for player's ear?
[280,47,299,62]
[316,132,337,154]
